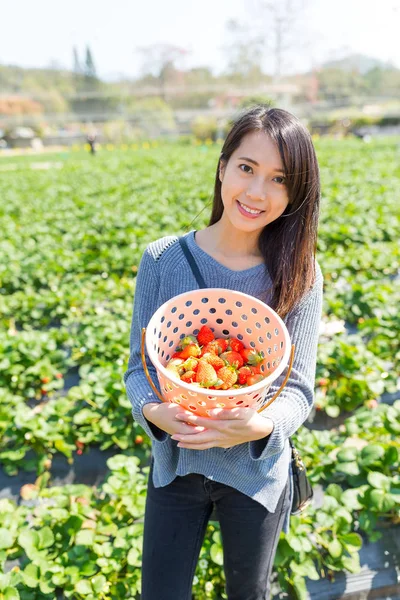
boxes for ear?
[219,158,226,183]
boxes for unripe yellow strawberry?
[195,360,219,387]
[216,366,238,390]
[203,352,225,370]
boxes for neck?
[206,217,262,259]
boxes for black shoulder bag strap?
[178,234,207,289]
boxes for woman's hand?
[143,402,207,437]
[170,407,274,450]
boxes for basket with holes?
[141,288,295,418]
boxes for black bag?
[178,235,313,515]
[289,438,313,514]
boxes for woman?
[124,105,323,599]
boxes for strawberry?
[220,351,244,369]
[197,325,215,346]
[202,352,225,370]
[195,360,219,387]
[246,373,265,386]
[237,365,252,384]
[177,335,197,350]
[177,343,201,359]
[166,358,185,377]
[216,366,238,390]
[181,370,197,383]
[252,358,272,376]
[181,357,199,372]
[215,338,229,353]
[228,338,244,353]
[200,342,219,356]
[240,348,264,367]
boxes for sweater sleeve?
[249,264,323,460]
[123,247,169,443]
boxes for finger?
[175,414,225,429]
[171,431,217,444]
[177,424,207,434]
[208,408,244,419]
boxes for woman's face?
[219,130,290,234]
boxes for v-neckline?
[187,230,267,277]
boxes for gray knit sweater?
[123,230,323,533]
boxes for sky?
[0,0,399,80]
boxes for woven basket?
[141,288,294,418]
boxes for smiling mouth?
[237,200,264,215]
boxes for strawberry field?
[0,136,399,600]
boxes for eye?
[274,176,286,185]
[239,164,253,174]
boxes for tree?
[73,46,81,75]
[222,19,265,84]
[85,45,97,80]
[136,43,189,100]
[255,0,311,81]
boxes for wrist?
[142,402,160,422]
[255,416,274,440]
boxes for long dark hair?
[209,105,320,318]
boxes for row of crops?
[0,137,399,599]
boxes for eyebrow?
[238,156,285,173]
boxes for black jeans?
[141,460,290,600]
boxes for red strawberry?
[220,351,244,369]
[178,343,201,359]
[252,358,272,376]
[216,366,238,390]
[215,338,229,353]
[240,348,264,367]
[195,360,219,387]
[202,352,225,370]
[41,377,50,384]
[197,325,215,346]
[228,338,244,353]
[181,370,197,383]
[237,365,252,384]
[200,341,219,356]
[246,373,265,386]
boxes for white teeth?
[239,201,262,215]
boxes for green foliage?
[0,137,399,598]
[238,95,274,109]
[191,116,218,141]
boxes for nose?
[246,180,267,203]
